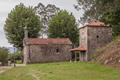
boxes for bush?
[8,51,23,63]
[0,47,9,66]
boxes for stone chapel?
[23,38,72,64]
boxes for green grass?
[0,62,120,80]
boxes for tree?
[35,3,60,37]
[0,47,8,66]
[4,3,42,49]
[75,0,120,37]
[75,0,108,23]
[48,10,79,46]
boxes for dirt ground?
[0,64,26,74]
[93,37,120,69]
[0,66,12,74]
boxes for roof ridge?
[24,38,72,45]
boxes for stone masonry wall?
[87,27,112,59]
[26,44,72,63]
[23,45,29,64]
[79,27,88,49]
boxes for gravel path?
[0,64,26,74]
[0,66,12,74]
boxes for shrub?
[8,51,23,63]
[0,47,8,66]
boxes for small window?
[56,48,59,53]
[96,35,99,38]
[56,48,60,54]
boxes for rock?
[104,60,109,64]
[118,60,120,63]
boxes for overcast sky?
[0,0,82,47]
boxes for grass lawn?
[0,62,120,80]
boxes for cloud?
[0,22,4,30]
[0,22,10,47]
[0,30,12,47]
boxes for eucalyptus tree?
[35,3,60,37]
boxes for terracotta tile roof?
[70,46,87,52]
[80,20,108,29]
[86,20,106,27]
[24,38,72,45]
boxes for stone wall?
[24,44,72,63]
[23,45,29,64]
[79,27,88,48]
[87,27,112,59]
[79,27,88,61]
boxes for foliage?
[0,47,9,66]
[4,3,42,49]
[8,51,22,62]
[76,0,120,36]
[35,3,60,37]
[48,10,79,45]
[0,62,120,80]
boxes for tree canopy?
[48,10,79,45]
[76,0,120,37]
[4,3,42,49]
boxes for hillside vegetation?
[0,62,120,80]
[93,37,120,68]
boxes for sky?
[0,0,83,47]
